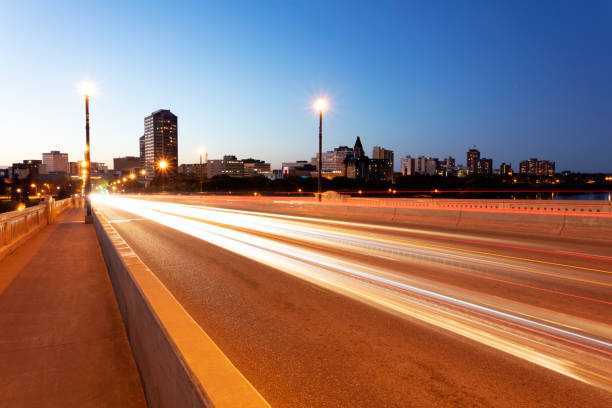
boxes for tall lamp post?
[81,81,95,223]
[315,99,326,202]
[198,150,204,194]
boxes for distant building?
[477,158,493,176]
[11,160,43,180]
[221,155,244,177]
[439,156,456,176]
[243,159,271,177]
[400,156,415,176]
[139,135,145,168]
[313,146,353,177]
[368,159,393,181]
[201,156,270,178]
[69,161,80,176]
[500,162,513,176]
[143,109,178,181]
[178,163,206,178]
[519,158,555,176]
[281,161,316,178]
[42,151,69,174]
[425,158,439,176]
[400,155,425,176]
[114,156,141,172]
[372,146,394,168]
[345,137,369,180]
[467,148,480,174]
[206,160,224,178]
[400,155,433,175]
[90,162,108,175]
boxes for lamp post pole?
[199,152,203,194]
[318,109,322,202]
[84,94,92,223]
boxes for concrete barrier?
[0,197,74,261]
[169,195,612,241]
[92,207,269,408]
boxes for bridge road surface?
[93,195,612,407]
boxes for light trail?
[93,195,612,391]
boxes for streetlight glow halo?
[314,98,327,112]
[80,80,96,96]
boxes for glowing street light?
[129,173,135,180]
[314,98,327,202]
[158,159,169,191]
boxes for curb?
[93,207,270,408]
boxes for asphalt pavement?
[93,195,612,407]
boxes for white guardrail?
[0,197,75,260]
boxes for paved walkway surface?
[0,207,146,408]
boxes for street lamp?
[314,98,327,202]
[80,80,95,223]
[158,159,168,191]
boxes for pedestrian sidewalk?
[0,207,146,408]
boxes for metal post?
[199,153,203,193]
[84,94,93,223]
[318,110,322,202]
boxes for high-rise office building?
[139,135,145,168]
[143,109,178,181]
[467,148,480,174]
[42,151,69,174]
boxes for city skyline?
[1,1,611,172]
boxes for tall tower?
[353,136,364,158]
[143,109,178,181]
[467,148,480,174]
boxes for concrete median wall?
[92,207,269,408]
[180,196,612,241]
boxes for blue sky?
[1,0,611,172]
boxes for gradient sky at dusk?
[1,1,611,172]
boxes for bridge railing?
[0,197,74,260]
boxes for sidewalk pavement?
[0,207,146,408]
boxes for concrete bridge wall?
[173,196,612,242]
[0,197,75,260]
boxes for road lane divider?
[92,206,270,408]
